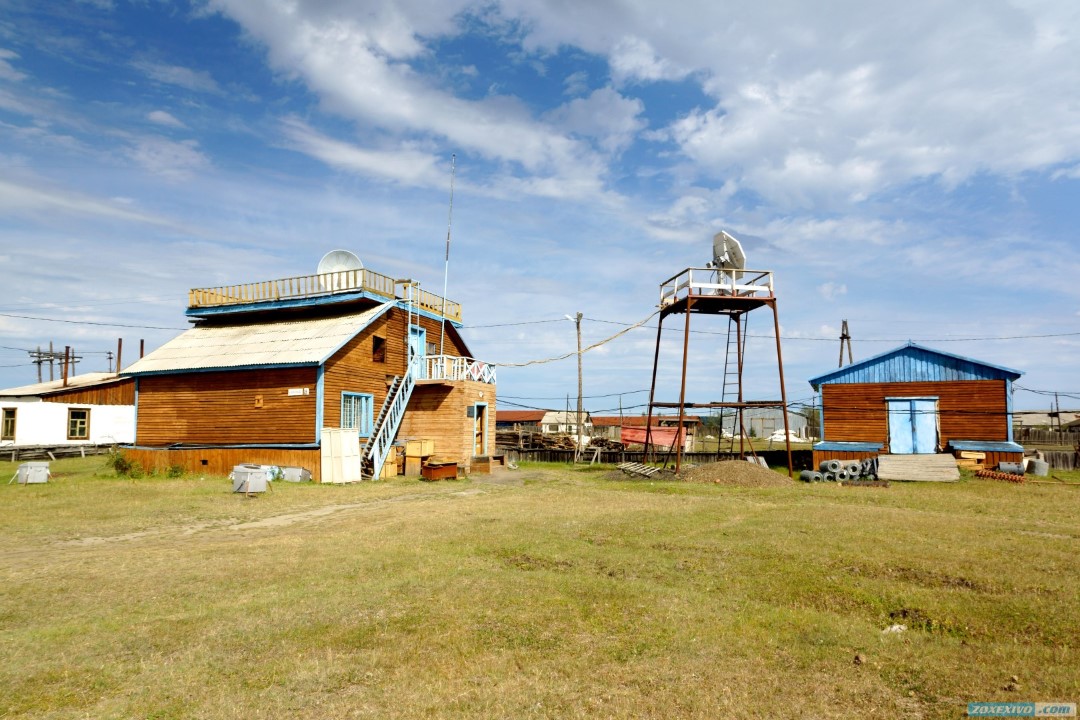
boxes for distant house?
[496,410,592,436]
[495,410,546,431]
[590,414,701,451]
[808,342,1023,467]
[0,372,135,451]
[121,260,495,481]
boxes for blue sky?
[1,0,1078,414]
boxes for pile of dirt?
[678,460,794,487]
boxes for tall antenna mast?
[838,319,853,367]
[439,154,456,356]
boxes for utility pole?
[566,312,584,462]
[576,312,583,461]
[838,319,853,367]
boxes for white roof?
[123,302,394,375]
[0,372,124,397]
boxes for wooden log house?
[1,372,136,453]
[121,262,496,481]
[808,342,1023,469]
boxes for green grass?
[1,456,1078,719]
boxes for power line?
[500,389,649,401]
[0,312,185,330]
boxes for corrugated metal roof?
[495,410,547,423]
[808,342,1023,390]
[0,372,124,397]
[123,302,394,375]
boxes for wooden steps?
[876,454,960,482]
[617,462,662,478]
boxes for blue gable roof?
[808,342,1022,390]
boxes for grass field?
[1,456,1077,719]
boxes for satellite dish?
[711,230,746,270]
[317,250,363,291]
[709,230,746,291]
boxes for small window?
[1,408,15,440]
[68,408,90,440]
[426,341,437,356]
[372,336,386,363]
[341,393,374,436]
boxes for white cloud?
[210,0,610,197]
[0,178,174,226]
[543,87,645,154]
[492,0,1080,207]
[0,48,26,81]
[608,36,688,85]
[147,110,186,128]
[133,60,222,94]
[818,281,847,301]
[563,70,589,97]
[128,137,210,180]
[281,118,441,185]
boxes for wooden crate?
[421,461,457,481]
[381,447,398,478]
[405,439,435,457]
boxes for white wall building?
[1,373,135,450]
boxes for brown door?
[473,404,487,456]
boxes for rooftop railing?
[659,268,774,308]
[188,267,462,323]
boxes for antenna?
[317,249,364,291]
[439,154,456,356]
[838,319,853,367]
[708,230,747,292]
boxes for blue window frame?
[341,392,374,436]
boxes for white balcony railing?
[425,356,496,385]
[659,268,774,308]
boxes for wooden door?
[887,398,938,454]
[473,403,487,456]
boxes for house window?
[372,336,386,363]
[68,408,90,440]
[341,393,374,436]
[426,341,437,356]
[1,408,15,440]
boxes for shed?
[1,372,136,453]
[808,342,1023,468]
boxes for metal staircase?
[361,280,420,480]
[361,370,415,479]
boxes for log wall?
[42,379,135,406]
[322,309,467,430]
[123,446,322,481]
[821,379,1010,451]
[135,367,319,445]
[398,380,495,474]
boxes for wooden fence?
[4,443,115,462]
[499,447,1079,472]
[498,447,813,471]
[1015,428,1080,446]
[1040,451,1079,471]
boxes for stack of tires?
[800,457,878,483]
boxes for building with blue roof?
[807,342,1024,469]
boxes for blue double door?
[886,397,938,454]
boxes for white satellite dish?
[317,250,363,291]
[711,230,746,270]
[709,230,746,291]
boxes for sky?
[1,0,1079,416]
